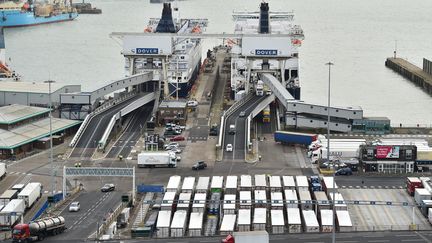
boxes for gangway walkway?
[261,73,363,132]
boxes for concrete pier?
[385,57,432,95]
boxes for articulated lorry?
[0,199,25,230]
[12,216,66,242]
[222,231,269,243]
[137,151,177,168]
[274,131,317,146]
[18,183,42,209]
[311,147,360,163]
[0,162,6,180]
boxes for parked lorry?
[407,177,423,196]
[311,147,360,163]
[0,162,6,180]
[12,216,65,242]
[137,151,177,168]
[255,80,264,96]
[116,207,130,229]
[274,131,317,146]
[0,190,18,206]
[0,199,25,230]
[17,183,42,209]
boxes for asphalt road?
[106,106,152,159]
[70,95,142,158]
[43,190,122,242]
[223,95,267,161]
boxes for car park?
[101,184,115,192]
[192,161,207,170]
[69,202,80,212]
[226,144,233,152]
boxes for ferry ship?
[0,0,78,27]
[229,2,304,100]
[125,3,207,98]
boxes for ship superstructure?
[123,3,208,98]
[229,2,304,100]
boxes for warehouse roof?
[0,117,81,149]
[0,81,78,94]
[0,104,50,125]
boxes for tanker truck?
[12,216,65,242]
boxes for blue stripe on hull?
[0,10,78,27]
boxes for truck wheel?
[38,234,45,241]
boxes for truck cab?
[12,224,32,242]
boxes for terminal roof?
[0,104,50,125]
[0,81,71,94]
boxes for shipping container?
[156,210,171,238]
[208,192,221,215]
[196,177,210,193]
[284,189,299,208]
[170,210,188,237]
[313,191,330,212]
[254,174,267,190]
[18,182,41,209]
[322,177,338,196]
[240,175,252,191]
[211,176,224,193]
[295,176,309,191]
[220,214,237,235]
[192,193,207,213]
[269,176,282,192]
[282,176,296,190]
[0,190,18,206]
[302,210,319,233]
[271,192,283,209]
[254,190,267,208]
[161,192,177,211]
[0,199,25,229]
[271,209,285,234]
[177,193,192,211]
[286,208,302,233]
[239,191,252,209]
[188,212,204,237]
[329,193,347,211]
[237,209,251,232]
[298,190,313,211]
[253,208,267,231]
[319,209,334,233]
[225,176,238,194]
[406,177,423,196]
[167,175,182,193]
[336,210,353,232]
[414,188,432,206]
[223,194,237,215]
[181,177,196,193]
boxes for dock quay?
[385,57,432,95]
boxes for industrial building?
[359,145,417,173]
[157,100,188,126]
[0,81,80,107]
[0,104,81,160]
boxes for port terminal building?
[0,104,81,160]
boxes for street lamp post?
[325,62,335,243]
[45,80,55,195]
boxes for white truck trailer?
[210,176,224,193]
[254,174,267,190]
[286,208,302,233]
[254,190,267,208]
[240,175,252,191]
[170,210,188,237]
[239,191,252,209]
[269,176,282,192]
[137,151,177,168]
[0,199,25,230]
[176,192,192,211]
[156,210,171,238]
[284,189,299,208]
[253,208,267,231]
[166,175,182,193]
[18,182,41,209]
[222,231,269,243]
[299,190,313,211]
[225,176,238,194]
[196,177,210,193]
[414,188,432,205]
[0,162,6,180]
[282,176,296,190]
[302,210,319,233]
[0,190,18,206]
[319,209,334,232]
[220,214,237,235]
[323,176,339,196]
[270,209,285,234]
[161,192,176,211]
[192,193,207,213]
[188,212,204,237]
[223,194,236,215]
[237,209,251,232]
[311,147,360,163]
[270,192,283,209]
[181,176,195,193]
[336,210,353,232]
[329,193,347,211]
[313,191,331,212]
[295,176,309,191]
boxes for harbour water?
[4,0,432,124]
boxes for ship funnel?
[156,3,176,33]
[259,2,270,34]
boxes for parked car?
[170,135,185,142]
[101,184,115,192]
[209,125,218,136]
[176,156,181,162]
[170,148,182,154]
[164,142,179,149]
[239,111,246,117]
[69,201,80,212]
[335,167,353,176]
[192,161,207,170]
[226,144,233,152]
[187,100,199,107]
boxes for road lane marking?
[368,240,389,243]
[401,239,424,242]
[415,231,432,243]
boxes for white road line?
[368,240,389,243]
[401,239,423,242]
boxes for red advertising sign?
[376,146,400,159]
